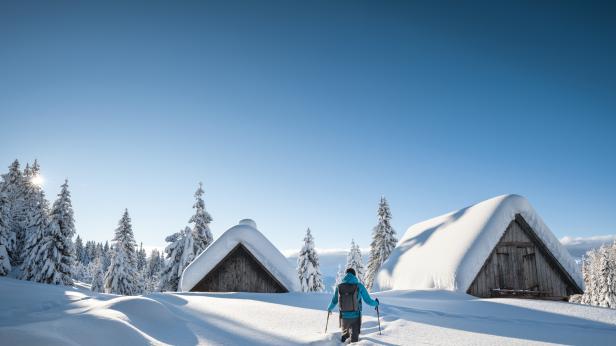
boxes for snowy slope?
[375,194,583,292]
[2,276,616,345]
[180,219,301,292]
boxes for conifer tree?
[74,235,85,264]
[580,244,616,308]
[95,242,104,260]
[365,196,398,290]
[159,227,194,292]
[147,249,163,275]
[104,209,142,295]
[0,191,11,275]
[91,256,105,293]
[0,160,25,263]
[189,182,213,256]
[27,221,73,285]
[581,254,591,305]
[144,248,163,292]
[136,242,147,273]
[346,239,365,282]
[334,264,345,289]
[20,168,51,281]
[102,241,111,272]
[84,241,96,265]
[297,228,324,292]
[36,179,76,285]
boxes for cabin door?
[496,247,514,289]
[521,247,539,290]
[496,245,539,291]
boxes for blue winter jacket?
[327,273,379,319]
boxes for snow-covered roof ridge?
[374,194,583,292]
[180,219,301,292]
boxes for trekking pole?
[324,311,331,334]
[376,305,382,335]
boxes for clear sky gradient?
[1,1,615,252]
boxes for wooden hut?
[179,219,300,293]
[374,195,583,300]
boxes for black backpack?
[338,283,359,312]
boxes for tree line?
[0,158,397,296]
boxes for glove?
[327,309,332,313]
[375,298,380,307]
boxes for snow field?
[2,277,616,345]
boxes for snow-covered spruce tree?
[597,246,610,307]
[580,244,616,308]
[74,235,85,265]
[0,160,26,263]
[23,180,75,285]
[20,170,51,282]
[189,182,213,256]
[136,242,147,273]
[297,228,324,292]
[588,249,600,306]
[598,243,616,308]
[346,239,365,282]
[0,191,12,275]
[334,264,345,290]
[158,227,195,292]
[23,220,71,285]
[145,249,163,292]
[102,241,111,272]
[147,249,163,276]
[91,257,105,293]
[113,210,138,266]
[580,254,592,305]
[104,209,142,295]
[94,242,104,266]
[607,242,616,308]
[365,196,398,290]
[34,179,76,285]
[84,240,97,265]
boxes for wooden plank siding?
[467,215,582,299]
[191,244,288,293]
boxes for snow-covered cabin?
[374,195,583,299]
[180,219,300,293]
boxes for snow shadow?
[379,297,616,345]
[174,291,333,312]
[359,336,399,346]
[147,292,190,306]
[150,294,301,345]
[101,296,200,345]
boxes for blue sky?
[1,1,615,252]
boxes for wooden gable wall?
[191,244,288,293]
[467,215,582,299]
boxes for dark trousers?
[341,316,361,342]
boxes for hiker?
[327,268,379,343]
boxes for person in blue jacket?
[327,268,379,343]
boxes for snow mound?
[374,194,583,292]
[180,219,301,292]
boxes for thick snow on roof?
[374,194,583,292]
[180,219,301,292]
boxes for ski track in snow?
[2,277,616,345]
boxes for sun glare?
[31,174,44,187]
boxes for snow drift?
[3,276,616,345]
[374,194,583,292]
